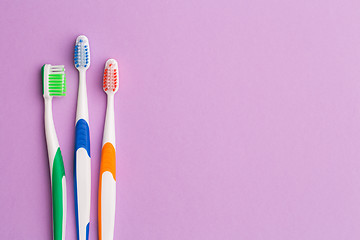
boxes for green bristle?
[42,64,66,96]
[49,74,66,96]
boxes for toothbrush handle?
[52,148,67,240]
[51,148,66,240]
[74,119,91,240]
[98,142,116,240]
[44,99,67,240]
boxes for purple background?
[1,0,360,239]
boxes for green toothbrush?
[42,64,67,240]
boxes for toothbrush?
[74,35,91,240]
[98,59,119,240]
[42,64,67,240]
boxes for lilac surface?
[1,0,360,239]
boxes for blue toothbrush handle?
[74,119,91,240]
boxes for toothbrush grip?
[74,119,91,240]
[52,148,66,240]
[98,142,116,240]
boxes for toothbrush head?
[103,59,119,94]
[42,64,66,98]
[74,35,90,70]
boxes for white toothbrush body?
[74,35,91,240]
[42,64,67,240]
[99,59,119,240]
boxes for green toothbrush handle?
[52,148,66,240]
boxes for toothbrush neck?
[44,97,59,164]
[103,93,115,146]
[76,70,89,123]
[45,98,54,131]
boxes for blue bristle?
[74,39,90,68]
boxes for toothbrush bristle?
[103,59,119,93]
[43,64,66,96]
[74,36,90,69]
